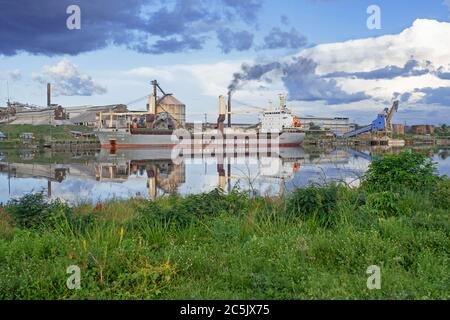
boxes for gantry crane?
[335,101,399,139]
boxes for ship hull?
[97,130,305,149]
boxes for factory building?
[8,104,127,126]
[411,125,435,135]
[1,83,127,127]
[392,124,405,135]
[69,104,128,127]
[8,83,69,125]
[298,117,356,135]
[11,107,59,125]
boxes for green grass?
[0,124,94,143]
[0,152,448,300]
[0,149,96,164]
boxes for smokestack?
[218,95,226,133]
[147,95,156,114]
[146,95,156,128]
[47,83,51,107]
[152,80,158,97]
[227,92,232,128]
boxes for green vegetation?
[362,152,437,192]
[0,151,448,299]
[435,124,450,137]
[0,149,96,164]
[0,124,95,148]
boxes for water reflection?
[0,146,448,204]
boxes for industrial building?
[5,104,127,126]
[0,83,128,127]
[9,107,59,125]
[411,125,435,135]
[298,117,356,135]
[392,124,405,135]
[69,104,128,127]
[95,80,186,131]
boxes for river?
[0,146,448,205]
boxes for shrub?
[5,193,71,229]
[430,177,450,209]
[0,208,14,240]
[362,191,401,217]
[286,184,340,226]
[362,151,437,192]
[137,189,250,226]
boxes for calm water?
[0,146,449,205]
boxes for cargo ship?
[95,81,305,150]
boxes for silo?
[157,94,186,128]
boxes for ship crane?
[335,101,399,139]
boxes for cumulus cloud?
[0,0,264,56]
[414,87,450,106]
[297,19,450,109]
[228,57,369,105]
[301,19,450,75]
[436,65,450,80]
[221,0,263,23]
[324,59,435,80]
[33,59,107,96]
[120,18,450,124]
[393,91,413,103]
[133,35,205,55]
[263,28,307,50]
[217,28,254,54]
[281,58,369,104]
[8,69,22,81]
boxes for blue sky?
[1,0,450,124]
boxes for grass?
[0,152,448,300]
[0,148,96,164]
[0,124,95,147]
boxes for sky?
[0,0,450,125]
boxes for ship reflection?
[93,147,356,199]
[0,147,377,201]
[95,157,185,199]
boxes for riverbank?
[0,124,98,149]
[0,152,448,299]
[304,133,450,147]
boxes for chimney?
[147,94,156,114]
[227,92,232,128]
[47,83,51,107]
[145,94,156,128]
[217,95,226,133]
